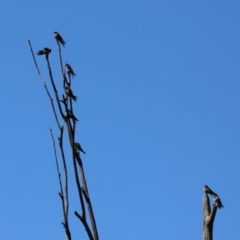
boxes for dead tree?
[203,185,224,240]
[28,32,99,240]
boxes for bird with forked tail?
[54,31,66,46]
[66,109,78,122]
[213,195,224,209]
[203,185,224,209]
[66,63,76,77]
[74,142,86,154]
[64,86,77,102]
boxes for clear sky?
[0,1,239,239]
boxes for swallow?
[203,185,216,196]
[213,195,224,209]
[37,47,51,55]
[74,142,86,154]
[54,31,66,46]
[64,86,77,101]
[66,109,78,122]
[66,63,76,77]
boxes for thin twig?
[74,211,94,240]
[28,40,62,129]
[56,41,64,77]
[49,128,72,240]
[45,54,65,120]
[58,126,69,218]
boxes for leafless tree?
[28,33,99,240]
[203,185,224,240]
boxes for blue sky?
[0,1,239,239]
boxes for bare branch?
[45,55,65,120]
[203,190,220,240]
[74,211,94,240]
[28,40,62,129]
[58,126,69,218]
[49,128,71,240]
[56,41,64,77]
[70,128,86,219]
[76,154,99,240]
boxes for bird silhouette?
[37,47,51,55]
[203,185,224,209]
[64,86,77,101]
[213,195,224,209]
[203,185,216,196]
[65,63,76,77]
[66,109,78,122]
[74,142,86,154]
[54,32,66,46]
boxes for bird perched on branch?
[74,142,86,154]
[66,109,78,122]
[213,195,224,209]
[64,86,77,101]
[54,31,66,46]
[66,63,76,77]
[203,185,224,209]
[203,185,216,196]
[37,47,51,56]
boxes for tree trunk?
[203,194,217,240]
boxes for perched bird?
[213,195,224,209]
[66,63,76,77]
[204,185,224,209]
[66,109,78,122]
[54,31,66,46]
[37,47,51,55]
[74,142,86,154]
[64,86,77,101]
[203,185,216,196]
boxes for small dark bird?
[74,142,86,154]
[203,185,224,209]
[66,63,76,77]
[213,195,224,209]
[66,109,78,122]
[54,31,66,46]
[37,47,51,55]
[64,86,77,101]
[203,185,216,196]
